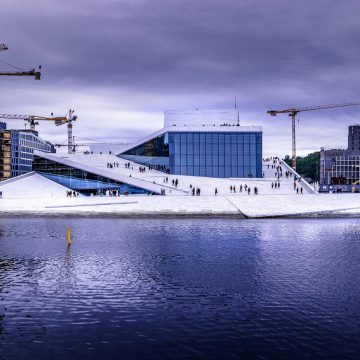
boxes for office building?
[320,125,360,192]
[0,126,55,181]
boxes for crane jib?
[267,101,360,171]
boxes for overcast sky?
[1,0,360,156]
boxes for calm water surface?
[0,218,360,359]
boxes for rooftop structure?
[164,109,240,127]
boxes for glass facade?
[120,131,262,178]
[10,131,54,177]
[33,156,152,196]
[120,134,169,170]
[168,132,262,178]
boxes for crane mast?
[267,101,360,170]
[66,110,77,154]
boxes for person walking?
[215,188,218,196]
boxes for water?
[0,218,360,359]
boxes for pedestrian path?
[44,153,315,197]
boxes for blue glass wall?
[119,133,169,171]
[119,130,262,178]
[168,132,262,178]
[33,156,153,196]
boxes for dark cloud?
[1,0,360,155]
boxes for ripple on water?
[0,218,360,359]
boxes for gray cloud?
[1,0,360,156]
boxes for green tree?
[283,152,320,182]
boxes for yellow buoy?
[67,227,71,246]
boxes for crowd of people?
[66,190,80,197]
[107,162,119,168]
[100,189,130,196]
[100,157,306,197]
[227,184,258,195]
[148,164,169,172]
[294,175,304,194]
[271,182,281,189]
[264,157,306,194]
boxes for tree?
[283,152,320,182]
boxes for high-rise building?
[0,127,55,181]
[348,125,360,151]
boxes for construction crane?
[0,43,41,80]
[65,110,77,154]
[0,113,67,131]
[267,101,360,170]
[0,109,77,154]
[0,68,41,80]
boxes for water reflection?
[0,218,359,359]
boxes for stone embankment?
[1,194,359,218]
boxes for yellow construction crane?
[0,109,78,154]
[267,101,360,170]
[0,113,67,131]
[0,43,41,80]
